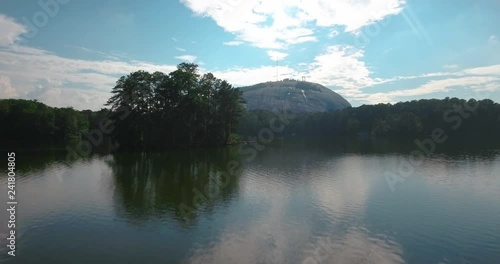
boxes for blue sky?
[0,0,499,110]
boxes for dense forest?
[1,65,499,150]
[0,99,89,145]
[105,63,244,149]
[0,63,244,150]
[238,98,500,143]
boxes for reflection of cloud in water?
[187,155,403,264]
[239,166,292,201]
[310,156,370,220]
[302,228,404,264]
[187,165,307,263]
[304,156,404,263]
[412,155,500,197]
[187,227,404,264]
[187,225,302,264]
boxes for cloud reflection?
[187,154,404,264]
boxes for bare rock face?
[240,80,351,113]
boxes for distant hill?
[240,80,351,113]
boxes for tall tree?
[105,63,245,149]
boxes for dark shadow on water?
[106,147,243,225]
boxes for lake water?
[1,143,500,263]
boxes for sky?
[0,0,499,110]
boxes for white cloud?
[175,47,187,52]
[0,15,27,46]
[401,76,498,97]
[181,0,405,49]
[324,62,500,105]
[0,46,178,109]
[267,50,288,61]
[462,64,500,76]
[213,44,382,89]
[0,75,17,98]
[175,55,197,63]
[489,35,498,45]
[307,45,379,90]
[25,82,110,110]
[443,64,458,70]
[0,15,178,110]
[223,41,244,46]
[213,66,298,86]
[0,49,177,83]
[354,66,500,104]
[213,44,381,93]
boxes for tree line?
[238,98,500,145]
[0,63,244,150]
[0,99,89,147]
[2,67,499,150]
[105,63,244,149]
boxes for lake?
[1,142,500,263]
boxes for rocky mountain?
[240,80,351,113]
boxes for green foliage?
[237,110,281,137]
[0,99,89,145]
[3,81,498,151]
[227,134,241,145]
[0,64,244,150]
[106,63,244,149]
[238,98,500,142]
